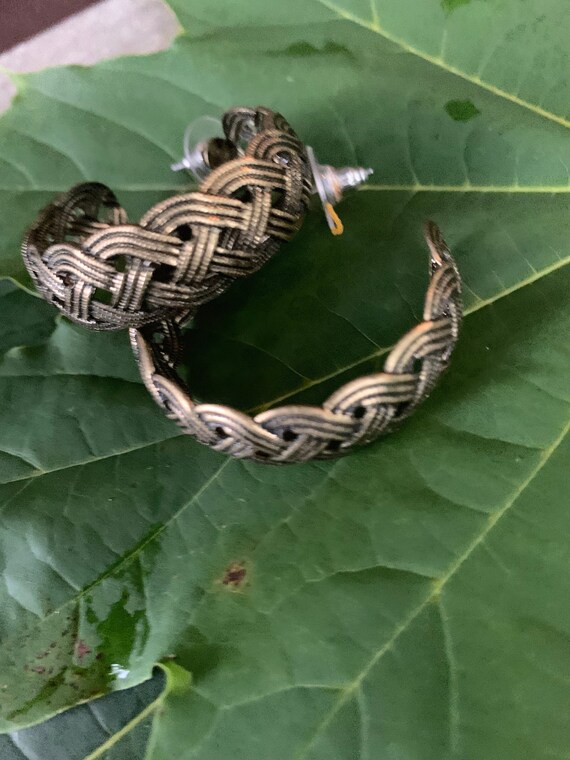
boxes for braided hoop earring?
[22,106,462,464]
[22,107,316,330]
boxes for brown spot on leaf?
[222,562,247,588]
[31,666,46,675]
[74,640,91,660]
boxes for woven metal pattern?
[131,222,462,464]
[22,106,311,331]
[23,104,462,463]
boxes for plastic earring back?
[306,146,373,235]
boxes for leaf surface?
[0,1,569,757]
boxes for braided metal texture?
[22,107,311,331]
[131,222,462,464]
[23,103,462,463]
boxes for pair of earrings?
[22,105,462,463]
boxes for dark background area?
[0,0,99,52]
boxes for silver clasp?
[171,116,224,182]
[306,146,373,235]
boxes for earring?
[22,106,462,463]
[171,113,373,234]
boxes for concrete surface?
[0,0,179,112]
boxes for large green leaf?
[0,0,569,757]
[0,671,164,760]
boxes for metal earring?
[171,114,373,234]
[22,105,462,464]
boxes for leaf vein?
[294,417,570,758]
[313,0,570,129]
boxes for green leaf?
[0,671,164,760]
[0,281,56,354]
[1,0,569,758]
[444,99,480,122]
